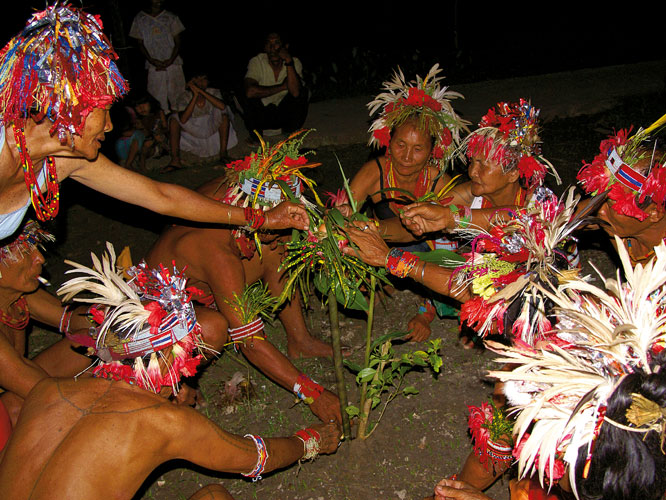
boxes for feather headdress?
[0,2,128,141]
[577,113,666,221]
[456,187,596,345]
[487,236,666,498]
[0,220,54,269]
[461,99,560,188]
[367,64,470,171]
[58,243,211,394]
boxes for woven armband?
[467,401,513,471]
[228,317,265,342]
[293,373,324,404]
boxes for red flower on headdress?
[608,183,648,221]
[373,126,391,148]
[440,127,452,148]
[517,156,545,188]
[284,155,307,167]
[432,144,444,160]
[640,163,666,206]
[89,306,106,325]
[228,157,252,172]
[577,159,611,195]
[144,302,167,334]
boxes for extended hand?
[342,221,389,268]
[264,201,309,230]
[310,389,343,427]
[308,421,341,454]
[405,314,432,342]
[433,478,493,500]
[400,202,453,236]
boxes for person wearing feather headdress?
[0,4,308,244]
[577,115,666,267]
[0,247,340,499]
[427,238,666,500]
[144,132,343,425]
[0,220,95,449]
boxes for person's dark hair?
[132,93,160,114]
[576,364,666,500]
[389,116,436,151]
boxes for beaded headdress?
[58,243,210,394]
[577,114,666,221]
[487,236,666,498]
[367,64,470,171]
[0,2,129,141]
[0,220,54,269]
[462,99,560,188]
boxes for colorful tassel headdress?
[461,99,560,189]
[221,129,320,208]
[58,243,211,394]
[487,236,666,498]
[0,220,54,269]
[0,2,129,141]
[455,187,594,346]
[367,64,470,171]
[577,114,666,221]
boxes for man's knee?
[196,309,229,352]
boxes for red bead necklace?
[0,296,30,330]
[13,127,60,221]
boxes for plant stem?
[327,289,351,439]
[358,341,389,439]
[359,275,376,417]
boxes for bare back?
[0,378,177,499]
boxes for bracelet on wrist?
[385,248,419,279]
[294,428,321,460]
[244,207,266,231]
[242,434,269,481]
[293,373,324,404]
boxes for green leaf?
[357,367,376,383]
[327,208,345,228]
[429,354,443,373]
[403,386,419,396]
[345,405,360,417]
[343,360,363,373]
[370,331,409,350]
[371,396,381,409]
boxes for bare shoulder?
[350,157,382,200]
[448,181,474,204]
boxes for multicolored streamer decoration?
[486,236,666,498]
[58,243,212,394]
[577,113,666,221]
[454,187,590,346]
[219,129,321,257]
[0,2,129,140]
[0,219,54,269]
[461,99,560,189]
[367,64,470,171]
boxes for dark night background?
[2,1,664,103]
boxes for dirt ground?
[27,91,661,500]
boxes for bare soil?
[27,92,661,500]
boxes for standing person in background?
[129,0,186,114]
[243,32,308,140]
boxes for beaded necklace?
[385,156,430,213]
[0,296,30,330]
[13,127,60,221]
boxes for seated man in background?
[242,32,308,139]
[0,252,340,500]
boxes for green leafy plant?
[345,333,443,439]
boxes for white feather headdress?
[487,236,666,498]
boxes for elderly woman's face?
[388,122,433,175]
[468,155,516,198]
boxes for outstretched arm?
[171,406,339,474]
[60,154,308,230]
